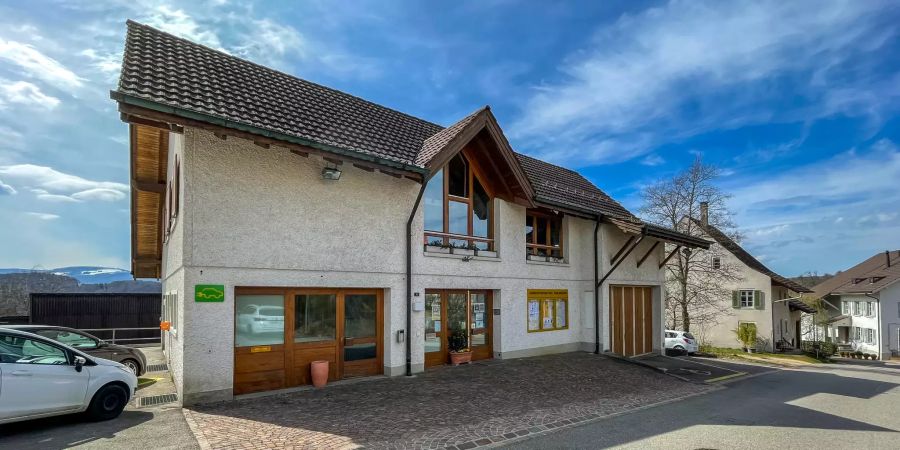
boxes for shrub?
[800,340,837,358]
[448,329,468,353]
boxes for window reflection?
[295,294,336,343]
[235,295,285,347]
[424,169,444,232]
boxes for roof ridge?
[124,20,445,132]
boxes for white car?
[236,304,285,334]
[0,327,137,424]
[664,330,699,355]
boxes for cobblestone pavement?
[184,352,713,449]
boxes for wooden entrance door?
[609,286,654,357]
[424,289,492,368]
[234,288,383,395]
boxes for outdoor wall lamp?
[321,166,342,180]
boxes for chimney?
[887,250,892,268]
[699,201,709,227]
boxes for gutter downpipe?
[594,217,601,354]
[406,181,428,377]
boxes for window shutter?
[732,291,740,309]
[754,291,765,310]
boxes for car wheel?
[86,384,129,421]
[121,358,141,375]
[673,345,686,356]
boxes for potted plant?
[448,328,472,365]
[425,239,451,254]
[854,351,863,359]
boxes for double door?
[234,288,383,395]
[424,289,492,368]
[609,285,653,357]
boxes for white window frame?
[164,291,179,338]
[866,301,874,317]
[866,328,874,344]
[854,301,861,316]
[739,290,754,308]
[842,301,851,315]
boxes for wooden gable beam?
[610,235,636,264]
[636,241,660,268]
[659,245,682,269]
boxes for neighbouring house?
[806,250,900,360]
[683,203,814,351]
[110,21,708,404]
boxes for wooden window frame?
[424,152,495,250]
[739,289,754,308]
[525,210,564,258]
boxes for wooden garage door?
[610,286,653,357]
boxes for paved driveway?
[185,352,712,449]
[508,362,900,449]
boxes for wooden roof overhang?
[423,110,535,208]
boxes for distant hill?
[0,272,160,317]
[0,266,135,284]
[791,272,834,289]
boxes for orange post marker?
[160,321,171,331]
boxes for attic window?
[870,276,885,284]
[853,278,866,284]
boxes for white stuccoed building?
[111,21,708,405]
[807,250,900,360]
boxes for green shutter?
[754,291,765,310]
[732,291,740,309]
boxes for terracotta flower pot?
[310,360,329,388]
[450,351,472,366]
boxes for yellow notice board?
[527,289,569,332]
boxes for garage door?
[610,286,653,357]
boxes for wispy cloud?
[0,178,15,195]
[141,5,224,50]
[0,38,83,89]
[0,79,60,109]
[510,0,897,166]
[0,164,127,202]
[25,212,60,220]
[640,154,665,167]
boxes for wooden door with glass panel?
[424,289,492,367]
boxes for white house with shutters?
[684,207,814,350]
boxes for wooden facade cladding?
[130,123,169,278]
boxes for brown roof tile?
[812,250,900,298]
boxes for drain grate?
[146,363,168,372]
[139,393,178,407]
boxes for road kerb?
[705,371,747,383]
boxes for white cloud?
[0,38,83,89]
[0,164,127,202]
[0,178,15,195]
[31,188,80,203]
[142,5,224,51]
[0,79,61,109]
[640,154,665,167]
[79,48,122,80]
[25,212,60,220]
[510,0,897,166]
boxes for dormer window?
[423,153,493,250]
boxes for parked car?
[236,304,285,334]
[0,327,137,424]
[3,325,147,375]
[665,330,699,355]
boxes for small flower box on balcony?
[451,247,475,257]
[476,250,498,258]
[527,254,547,262]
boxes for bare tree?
[640,157,743,334]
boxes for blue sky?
[0,0,898,276]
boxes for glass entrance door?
[424,289,493,367]
[343,293,380,378]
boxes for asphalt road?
[506,362,900,449]
[0,405,198,450]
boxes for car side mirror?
[74,355,86,372]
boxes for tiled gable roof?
[516,153,636,220]
[114,21,638,221]
[690,218,812,293]
[812,251,900,298]
[117,20,442,167]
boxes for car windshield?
[683,332,696,340]
[0,334,69,365]
[36,329,98,349]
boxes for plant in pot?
[448,328,472,365]
[854,351,863,359]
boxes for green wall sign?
[195,284,225,302]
